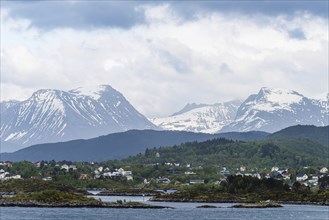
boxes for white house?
[69,165,77,171]
[190,179,205,184]
[271,167,279,172]
[320,167,328,174]
[296,174,308,182]
[0,172,9,179]
[61,164,69,171]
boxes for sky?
[1,0,328,118]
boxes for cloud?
[3,1,328,30]
[2,1,146,29]
[1,4,328,118]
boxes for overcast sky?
[1,1,328,117]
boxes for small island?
[0,190,171,209]
[196,205,219,208]
[231,201,282,208]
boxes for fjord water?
[1,205,328,220]
[1,196,328,220]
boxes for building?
[296,173,308,182]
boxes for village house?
[296,173,308,182]
[308,176,319,186]
[190,179,205,184]
[281,170,291,180]
[244,173,261,179]
[271,167,279,172]
[219,167,230,176]
[34,161,42,168]
[0,162,12,167]
[42,177,52,181]
[61,164,77,172]
[61,164,69,171]
[0,173,22,180]
[157,177,171,184]
[99,168,133,180]
[320,167,328,174]
[98,166,103,172]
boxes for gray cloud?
[1,2,328,117]
[2,1,328,30]
[3,1,146,29]
[171,1,328,18]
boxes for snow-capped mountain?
[0,85,157,152]
[151,100,242,133]
[220,87,329,133]
[0,100,19,114]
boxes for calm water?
[1,196,328,220]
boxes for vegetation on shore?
[1,133,328,206]
[122,137,328,168]
[152,175,329,204]
[3,190,99,204]
[0,190,170,208]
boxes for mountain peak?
[259,87,301,95]
[69,84,116,100]
[221,88,328,133]
[256,87,304,106]
[1,84,156,152]
[31,89,64,101]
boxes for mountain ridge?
[152,100,242,133]
[0,85,157,152]
[220,87,328,133]
[0,129,268,162]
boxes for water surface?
[1,196,328,220]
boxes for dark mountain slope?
[0,130,267,162]
[268,125,329,146]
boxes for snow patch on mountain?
[220,87,329,133]
[69,85,109,100]
[246,88,303,112]
[152,100,241,133]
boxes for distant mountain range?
[154,87,328,133]
[151,100,241,133]
[0,85,156,152]
[220,88,328,133]
[1,85,328,153]
[1,125,327,162]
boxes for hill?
[267,125,329,146]
[0,130,268,162]
[122,137,328,168]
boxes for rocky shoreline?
[96,192,160,196]
[0,200,172,209]
[150,197,329,206]
[232,202,282,208]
